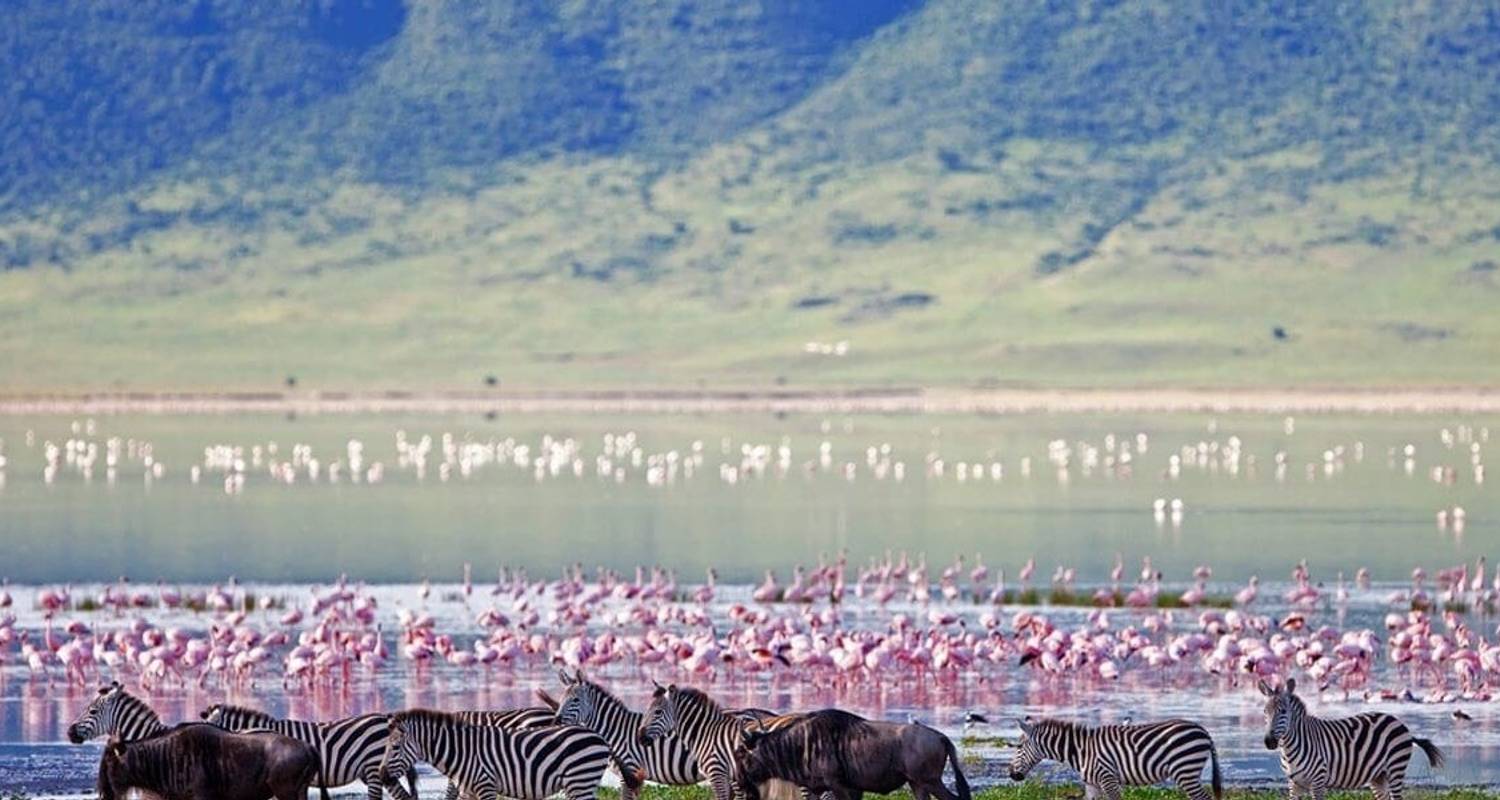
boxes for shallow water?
[0,412,1497,792]
[0,412,1493,584]
[2,581,1497,793]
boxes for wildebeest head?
[734,722,771,770]
[1007,717,1043,782]
[733,723,773,800]
[638,681,677,745]
[1259,677,1299,750]
[100,739,131,789]
[68,682,126,743]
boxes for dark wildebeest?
[99,723,330,800]
[734,710,971,800]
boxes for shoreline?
[1,386,1500,416]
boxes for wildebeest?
[734,710,971,800]
[99,723,330,800]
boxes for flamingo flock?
[0,419,1486,520]
[3,554,1500,706]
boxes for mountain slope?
[2,0,1499,391]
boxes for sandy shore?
[1,387,1499,415]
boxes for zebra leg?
[705,761,737,800]
[446,779,463,800]
[1100,777,1124,800]
[1176,773,1213,800]
[1384,766,1409,800]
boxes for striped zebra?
[379,708,612,800]
[67,682,170,743]
[201,703,417,800]
[549,669,700,799]
[1259,678,1444,800]
[1008,716,1222,800]
[639,682,805,800]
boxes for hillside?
[2,0,1500,392]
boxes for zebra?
[639,682,806,800]
[201,703,418,800]
[67,682,178,800]
[1259,678,1444,800]
[549,669,699,799]
[67,681,170,743]
[1008,716,1222,800]
[379,708,612,800]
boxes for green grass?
[3,150,1498,393]
[3,3,1500,392]
[608,786,1496,800]
[982,589,1233,610]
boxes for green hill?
[3,0,1499,392]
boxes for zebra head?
[1007,716,1045,781]
[1259,677,1300,750]
[638,681,678,745]
[68,682,127,743]
[554,668,600,728]
[199,703,228,725]
[380,713,422,786]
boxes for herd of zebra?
[66,673,1445,800]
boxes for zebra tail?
[407,766,420,800]
[536,688,560,711]
[939,732,972,800]
[1210,743,1223,800]
[1415,737,1446,769]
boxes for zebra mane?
[1034,718,1086,732]
[214,704,275,722]
[109,688,164,725]
[577,677,629,710]
[1029,718,1085,762]
[670,686,724,714]
[392,708,460,727]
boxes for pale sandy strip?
[1,387,1499,416]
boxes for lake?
[0,412,1492,584]
[0,410,1496,794]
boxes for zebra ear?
[652,679,665,694]
[1284,677,1296,695]
[1257,679,1275,697]
[557,668,574,686]
[1017,717,1033,735]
